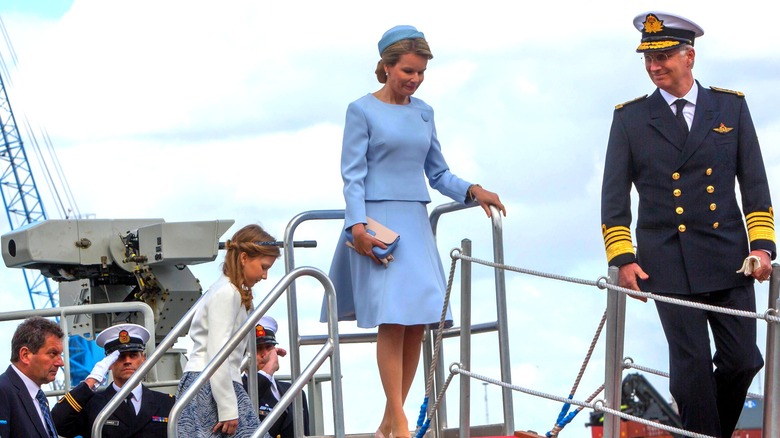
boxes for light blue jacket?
[341,94,472,228]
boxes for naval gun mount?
[1,218,234,342]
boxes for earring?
[385,71,389,77]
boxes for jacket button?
[707,185,715,193]
[678,224,687,232]
[674,189,682,197]
[672,172,681,180]
[713,222,719,229]
[676,207,684,214]
[710,203,717,211]
[706,168,713,176]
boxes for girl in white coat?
[176,224,280,437]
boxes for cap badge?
[256,325,266,338]
[713,123,734,134]
[119,330,130,344]
[643,14,664,34]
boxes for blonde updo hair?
[375,38,434,84]
[222,224,280,310]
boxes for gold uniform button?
[676,207,684,214]
[678,224,687,232]
[672,172,681,180]
[674,189,682,197]
[713,222,719,229]
[707,186,715,193]
[706,168,713,176]
[710,203,717,211]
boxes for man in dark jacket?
[0,316,64,438]
[244,316,310,438]
[51,323,174,438]
[600,11,775,438]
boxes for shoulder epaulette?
[710,86,745,97]
[615,94,648,110]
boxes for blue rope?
[415,419,431,438]
[416,396,428,429]
[546,395,581,436]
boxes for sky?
[0,0,779,436]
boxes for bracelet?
[468,184,482,201]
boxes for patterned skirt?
[175,372,268,438]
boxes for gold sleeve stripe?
[63,392,83,413]
[602,225,635,261]
[747,211,774,221]
[746,211,775,242]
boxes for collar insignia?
[643,14,664,33]
[713,123,734,134]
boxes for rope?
[545,310,607,437]
[414,254,458,437]
[622,357,764,400]
[411,250,773,438]
[453,252,780,324]
[415,363,458,438]
[452,365,715,438]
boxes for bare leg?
[377,324,425,438]
[401,325,425,404]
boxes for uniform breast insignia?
[106,420,120,426]
[710,86,745,97]
[615,94,648,110]
[151,416,169,423]
[259,404,273,416]
[713,123,734,134]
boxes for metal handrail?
[763,264,779,435]
[283,209,344,437]
[168,266,344,438]
[601,263,780,437]
[0,302,156,396]
[602,266,625,437]
[428,202,513,436]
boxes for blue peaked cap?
[378,25,425,55]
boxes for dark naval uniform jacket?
[51,381,174,438]
[243,374,310,438]
[0,365,53,438]
[601,81,775,293]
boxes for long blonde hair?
[222,224,280,310]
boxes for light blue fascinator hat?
[378,25,425,55]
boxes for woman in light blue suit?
[326,25,506,438]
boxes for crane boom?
[0,69,58,310]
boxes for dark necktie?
[126,393,137,415]
[35,389,57,438]
[674,98,689,137]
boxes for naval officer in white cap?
[51,323,175,438]
[243,316,309,438]
[601,11,774,438]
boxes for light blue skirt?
[323,201,453,328]
[175,372,268,438]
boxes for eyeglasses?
[642,49,685,64]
